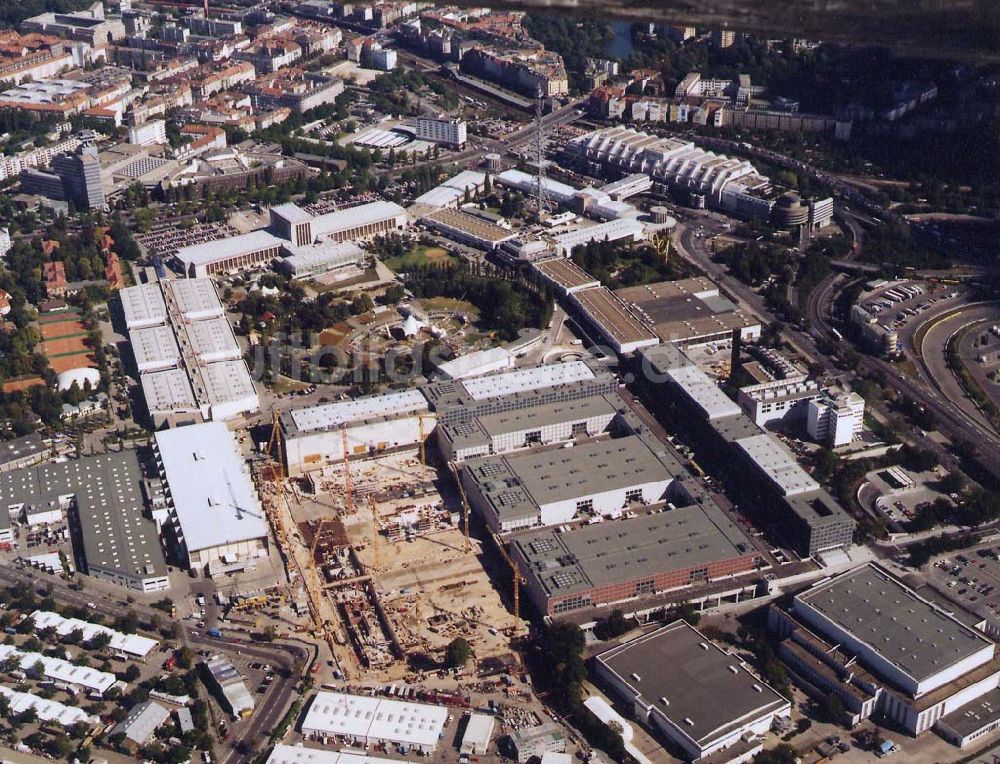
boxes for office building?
[0,452,169,591]
[770,563,1000,742]
[806,391,865,447]
[506,724,566,763]
[595,620,790,762]
[510,502,760,617]
[21,3,126,45]
[154,422,269,573]
[639,343,855,558]
[739,379,821,427]
[51,144,105,209]
[414,116,468,148]
[301,692,448,753]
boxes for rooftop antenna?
[534,84,547,219]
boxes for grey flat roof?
[464,435,678,524]
[597,620,788,749]
[784,488,854,530]
[0,433,46,468]
[735,433,819,496]
[938,685,1000,738]
[440,394,621,452]
[796,563,994,685]
[708,413,764,444]
[511,501,755,597]
[0,452,167,581]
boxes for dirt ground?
[290,448,519,681]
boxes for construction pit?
[285,448,519,682]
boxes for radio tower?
[534,85,547,219]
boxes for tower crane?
[368,495,382,571]
[448,462,470,554]
[341,423,354,515]
[492,532,526,629]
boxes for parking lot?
[926,546,1000,621]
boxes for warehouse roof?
[460,713,496,752]
[131,324,181,369]
[412,170,485,209]
[311,200,406,239]
[440,395,620,453]
[422,207,516,245]
[176,230,285,268]
[570,287,659,353]
[112,700,170,745]
[120,283,167,329]
[665,365,742,420]
[0,453,167,584]
[302,691,448,749]
[462,361,596,401]
[181,316,241,362]
[596,621,788,751]
[197,359,258,409]
[534,258,601,294]
[464,435,678,526]
[286,389,429,434]
[0,644,116,693]
[0,686,95,727]
[141,368,197,413]
[163,278,225,320]
[266,744,418,764]
[204,654,255,716]
[282,241,365,272]
[510,502,755,597]
[552,218,645,250]
[154,422,268,553]
[796,563,995,685]
[32,610,158,657]
[0,433,46,469]
[735,433,819,496]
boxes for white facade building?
[414,116,467,148]
[301,692,448,753]
[154,422,269,572]
[128,119,167,146]
[738,378,821,427]
[806,391,864,447]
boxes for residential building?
[506,723,566,762]
[128,119,167,146]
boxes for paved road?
[0,563,315,764]
[917,303,1000,437]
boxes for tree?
[753,743,798,764]
[821,692,846,725]
[123,663,141,682]
[593,610,630,640]
[445,637,472,669]
[175,646,195,670]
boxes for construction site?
[257,412,519,682]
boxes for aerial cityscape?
[0,2,996,764]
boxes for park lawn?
[384,244,459,271]
[420,297,480,319]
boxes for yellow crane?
[266,408,286,480]
[448,462,470,554]
[341,423,354,514]
[417,414,427,467]
[652,231,671,263]
[492,532,526,628]
[368,494,382,571]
